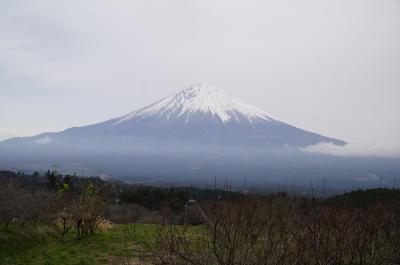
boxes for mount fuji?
[4,82,398,189]
[1,82,345,150]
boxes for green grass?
[0,224,159,265]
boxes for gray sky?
[1,0,400,156]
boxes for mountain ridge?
[5,83,400,190]
[1,82,346,148]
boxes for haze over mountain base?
[1,83,399,191]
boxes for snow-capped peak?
[114,82,273,124]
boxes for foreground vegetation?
[156,197,400,265]
[0,224,157,265]
[1,170,400,264]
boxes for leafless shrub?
[0,180,57,229]
[0,180,20,229]
[109,203,144,224]
[70,193,108,239]
[155,197,400,265]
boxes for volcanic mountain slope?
[1,82,346,150]
[1,82,374,188]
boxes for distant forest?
[2,169,400,210]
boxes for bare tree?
[155,197,400,265]
[0,180,20,229]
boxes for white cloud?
[302,142,400,159]
[355,173,381,182]
[34,136,52,144]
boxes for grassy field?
[0,224,159,265]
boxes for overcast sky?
[1,0,399,155]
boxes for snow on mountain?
[0,82,346,149]
[1,83,400,190]
[0,82,366,186]
[114,82,273,124]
